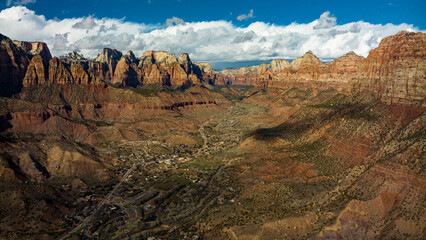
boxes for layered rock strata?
[3,39,205,90]
[0,31,424,105]
[217,31,425,105]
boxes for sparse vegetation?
[1,85,424,240]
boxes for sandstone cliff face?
[23,54,48,87]
[95,48,123,80]
[290,50,321,70]
[269,59,291,72]
[112,51,139,86]
[357,31,426,104]
[193,62,218,84]
[2,36,104,88]
[13,40,52,64]
[178,53,193,73]
[221,59,291,76]
[87,50,202,87]
[137,51,200,86]
[48,57,73,85]
[124,50,137,63]
[0,34,30,96]
[70,61,91,85]
[1,32,424,104]
[24,56,103,87]
[193,62,213,73]
[1,33,205,90]
[218,31,425,105]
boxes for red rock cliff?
[13,40,52,64]
[217,31,426,105]
[357,31,426,104]
[0,34,30,96]
[1,32,424,104]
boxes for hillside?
[0,31,424,239]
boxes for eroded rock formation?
[1,31,424,103]
[0,34,30,96]
[218,31,426,105]
[60,50,86,61]
[13,40,52,64]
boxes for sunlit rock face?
[218,31,426,105]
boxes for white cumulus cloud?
[0,6,421,66]
[237,9,254,21]
[72,15,97,29]
[313,11,336,29]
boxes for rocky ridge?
[1,35,208,94]
[217,31,425,105]
[60,51,86,61]
[1,31,424,105]
[0,31,425,240]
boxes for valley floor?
[1,86,425,240]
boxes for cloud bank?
[0,6,420,64]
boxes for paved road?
[58,163,137,240]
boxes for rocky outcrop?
[95,48,123,80]
[357,31,426,104]
[142,51,177,66]
[70,61,91,85]
[1,33,206,90]
[23,56,102,86]
[178,53,192,73]
[215,59,294,86]
[0,34,30,96]
[138,51,200,86]
[13,40,52,64]
[218,31,426,105]
[290,50,321,70]
[124,50,137,63]
[269,59,291,72]
[23,54,48,87]
[194,62,213,73]
[48,57,73,85]
[2,35,102,88]
[1,31,424,104]
[193,62,218,84]
[50,49,203,88]
[112,51,139,86]
[60,50,86,61]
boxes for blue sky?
[4,0,425,28]
[1,0,424,69]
